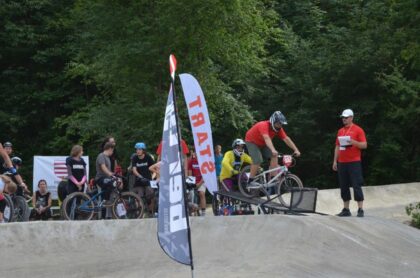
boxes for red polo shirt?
[335,124,366,163]
[245,121,287,147]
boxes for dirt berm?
[1,183,419,278]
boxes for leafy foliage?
[0,0,418,188]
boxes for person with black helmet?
[219,139,252,191]
[245,111,301,187]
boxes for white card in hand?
[150,180,158,189]
[338,136,351,147]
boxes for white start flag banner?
[179,73,217,194]
[33,156,89,199]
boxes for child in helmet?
[219,139,252,191]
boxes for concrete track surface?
[1,183,420,278]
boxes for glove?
[232,170,239,175]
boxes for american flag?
[54,160,67,179]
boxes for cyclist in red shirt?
[332,109,367,217]
[245,111,301,187]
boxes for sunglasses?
[341,117,350,119]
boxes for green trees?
[0,0,418,187]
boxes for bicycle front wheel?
[238,165,262,198]
[13,195,30,222]
[277,174,303,208]
[61,192,94,220]
[3,194,15,223]
[112,192,144,219]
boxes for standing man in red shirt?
[245,111,301,187]
[333,109,367,217]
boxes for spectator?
[156,139,189,175]
[132,142,156,215]
[100,136,119,174]
[220,139,252,191]
[30,179,52,221]
[3,142,13,156]
[95,142,118,204]
[245,111,300,187]
[149,161,162,182]
[214,144,223,181]
[333,109,367,217]
[188,149,207,216]
[9,156,29,197]
[66,145,87,195]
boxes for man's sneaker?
[336,208,351,217]
[247,180,261,189]
[357,208,364,217]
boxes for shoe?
[247,180,261,189]
[357,208,364,217]
[336,208,351,217]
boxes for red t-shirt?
[245,121,287,147]
[188,157,202,183]
[335,124,366,163]
[156,139,189,156]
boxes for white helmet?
[232,139,246,156]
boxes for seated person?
[30,179,52,221]
[219,139,252,191]
[131,142,156,215]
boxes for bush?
[406,203,420,228]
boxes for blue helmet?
[134,142,146,150]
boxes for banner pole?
[169,54,194,274]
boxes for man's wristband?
[8,167,18,176]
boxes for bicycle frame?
[250,165,289,190]
[77,188,118,213]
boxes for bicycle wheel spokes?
[277,174,303,208]
[112,192,144,219]
[238,165,261,198]
[62,192,94,221]
[14,196,30,222]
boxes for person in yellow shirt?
[219,139,252,191]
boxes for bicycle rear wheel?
[277,173,303,208]
[13,195,30,222]
[3,194,15,222]
[238,165,262,198]
[61,192,94,220]
[112,192,144,219]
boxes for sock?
[201,209,206,216]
